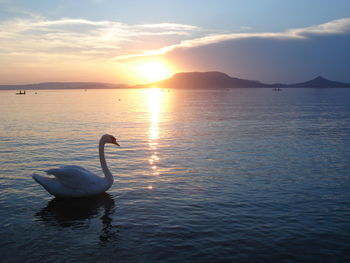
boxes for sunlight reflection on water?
[148,88,162,181]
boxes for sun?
[135,60,173,83]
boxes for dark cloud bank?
[166,27,350,83]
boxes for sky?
[1,0,350,85]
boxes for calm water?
[0,88,350,262]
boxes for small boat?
[16,90,26,95]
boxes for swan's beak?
[113,141,120,146]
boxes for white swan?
[32,134,119,198]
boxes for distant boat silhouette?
[16,90,26,95]
[272,88,281,91]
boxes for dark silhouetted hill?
[134,71,269,89]
[286,76,350,88]
[135,72,350,89]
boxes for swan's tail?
[32,173,46,185]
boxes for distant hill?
[135,72,350,89]
[285,76,350,88]
[134,71,269,89]
[0,82,126,90]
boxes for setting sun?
[134,60,173,83]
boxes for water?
[0,88,349,262]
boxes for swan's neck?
[99,139,114,186]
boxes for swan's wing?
[46,165,98,189]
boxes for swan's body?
[32,134,119,198]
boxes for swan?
[32,134,119,198]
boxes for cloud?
[2,14,349,64]
[290,18,350,36]
[113,18,350,60]
[163,22,350,83]
[135,23,199,31]
[0,15,202,62]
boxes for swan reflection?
[36,193,117,242]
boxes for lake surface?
[0,88,349,262]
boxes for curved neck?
[99,139,114,186]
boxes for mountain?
[0,82,126,90]
[2,73,349,90]
[134,71,269,89]
[135,72,350,89]
[286,76,350,88]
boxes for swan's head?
[102,134,120,146]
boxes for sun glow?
[135,60,173,83]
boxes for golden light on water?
[148,88,162,140]
[147,87,162,177]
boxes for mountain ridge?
[1,72,350,90]
[134,71,350,89]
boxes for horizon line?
[0,70,347,87]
